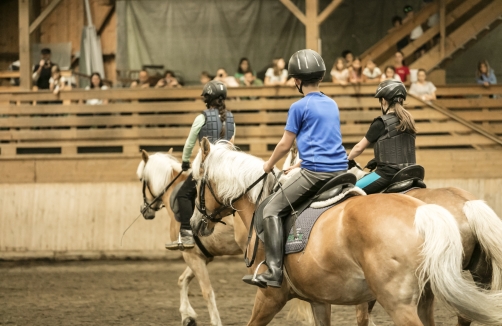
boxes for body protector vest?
[198,109,235,144]
[373,114,416,169]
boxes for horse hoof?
[183,317,197,326]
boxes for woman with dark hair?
[348,57,363,84]
[85,72,108,105]
[394,51,410,83]
[348,80,417,194]
[166,81,236,250]
[155,70,180,88]
[342,50,354,68]
[476,60,497,86]
[381,66,401,82]
[234,58,254,82]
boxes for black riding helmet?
[375,80,407,114]
[288,49,326,94]
[201,81,227,108]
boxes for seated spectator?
[342,50,354,68]
[403,5,423,41]
[214,68,239,87]
[49,66,68,95]
[240,71,263,87]
[330,57,349,85]
[155,70,180,88]
[235,58,254,82]
[33,48,56,90]
[264,58,288,86]
[362,59,382,83]
[348,57,363,84]
[476,60,497,86]
[130,70,151,88]
[381,66,402,82]
[394,51,410,83]
[409,69,436,101]
[200,71,212,85]
[85,72,109,105]
[391,16,409,51]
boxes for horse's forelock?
[141,153,179,196]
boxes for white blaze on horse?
[137,149,245,326]
[190,138,502,326]
[284,150,502,326]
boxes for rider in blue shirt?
[243,49,348,288]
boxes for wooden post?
[19,0,31,90]
[305,0,319,52]
[439,0,446,59]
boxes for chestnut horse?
[190,139,502,326]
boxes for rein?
[141,170,184,215]
[196,172,269,224]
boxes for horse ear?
[201,137,211,161]
[141,149,149,163]
[168,148,173,154]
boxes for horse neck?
[233,196,256,233]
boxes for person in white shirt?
[49,66,68,95]
[409,69,437,101]
[85,72,108,105]
[264,58,288,86]
[330,57,349,85]
[362,59,382,84]
[381,66,402,82]
[213,68,239,87]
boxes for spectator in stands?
[403,5,423,41]
[264,58,288,86]
[342,50,354,68]
[49,66,68,95]
[348,57,363,84]
[330,57,349,85]
[8,60,20,86]
[85,72,109,105]
[240,71,263,87]
[200,71,212,85]
[381,66,401,82]
[394,51,410,83]
[214,68,239,87]
[155,70,180,88]
[33,48,56,90]
[476,60,497,86]
[130,70,151,88]
[392,16,409,51]
[362,59,382,83]
[235,58,254,82]
[409,69,436,101]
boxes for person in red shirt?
[393,51,410,84]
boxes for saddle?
[381,165,426,193]
[169,181,185,222]
[252,172,361,255]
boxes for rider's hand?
[365,159,377,171]
[181,161,190,171]
[263,161,273,173]
[348,159,357,169]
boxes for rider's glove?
[348,159,357,169]
[181,161,190,171]
[365,159,377,171]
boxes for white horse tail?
[287,299,315,326]
[464,200,502,291]
[415,204,502,325]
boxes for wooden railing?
[0,84,501,159]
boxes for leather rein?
[141,170,184,215]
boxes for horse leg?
[178,266,197,326]
[310,302,331,326]
[247,287,289,326]
[355,302,377,326]
[183,252,222,326]
[417,289,435,326]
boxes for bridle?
[196,169,269,224]
[141,170,184,217]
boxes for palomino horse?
[190,138,502,326]
[283,151,502,326]
[137,149,245,326]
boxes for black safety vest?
[373,114,416,169]
[198,109,235,143]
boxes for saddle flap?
[389,165,425,184]
[314,173,357,202]
[169,181,185,222]
[383,179,427,193]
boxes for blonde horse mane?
[136,153,180,196]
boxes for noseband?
[141,170,184,216]
[196,172,269,224]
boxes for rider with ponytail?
[166,81,235,250]
[348,80,417,194]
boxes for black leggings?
[355,171,391,194]
[177,173,197,230]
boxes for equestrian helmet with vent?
[288,49,326,82]
[374,80,407,102]
[201,80,227,104]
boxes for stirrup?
[242,260,268,288]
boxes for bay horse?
[137,149,245,326]
[283,151,502,326]
[190,138,502,326]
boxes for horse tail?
[415,204,502,325]
[464,200,502,291]
[287,299,315,325]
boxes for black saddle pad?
[169,181,185,222]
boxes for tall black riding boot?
[242,216,284,288]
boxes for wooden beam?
[97,4,115,36]
[279,0,306,25]
[18,0,31,90]
[305,0,319,51]
[439,0,446,59]
[28,0,63,34]
[317,0,342,24]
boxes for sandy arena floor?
[0,259,472,325]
